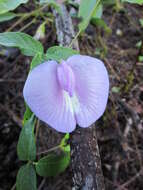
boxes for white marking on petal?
[64,91,74,115]
[63,91,80,116]
[71,94,80,114]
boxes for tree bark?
[53,4,105,190]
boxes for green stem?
[60,133,70,146]
[37,133,70,156]
[19,18,37,32]
[6,3,51,32]
[6,15,27,32]
[37,145,61,156]
[68,30,81,48]
[69,0,101,48]
[35,119,40,140]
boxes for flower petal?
[57,60,75,97]
[23,61,76,133]
[67,55,109,127]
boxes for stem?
[35,119,40,140]
[69,0,101,48]
[54,4,105,189]
[60,133,70,146]
[19,18,37,32]
[37,145,60,156]
[6,3,51,32]
[6,15,27,32]
[68,30,81,48]
[10,183,16,190]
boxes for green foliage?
[138,56,143,62]
[92,3,103,19]
[46,46,79,62]
[0,12,16,22]
[34,22,46,40]
[0,0,28,14]
[111,86,121,93]
[78,1,111,33]
[16,163,37,190]
[35,133,70,177]
[122,0,143,4]
[40,0,62,14]
[68,0,79,8]
[91,18,111,33]
[78,0,101,31]
[30,53,44,70]
[60,133,70,147]
[36,146,70,177]
[17,115,36,161]
[136,41,142,48]
[101,0,116,5]
[139,19,143,27]
[23,105,33,125]
[0,32,44,56]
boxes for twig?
[10,183,16,190]
[37,145,60,156]
[0,103,22,127]
[35,119,40,140]
[6,15,27,32]
[53,4,105,190]
[116,168,143,190]
[6,3,51,32]
[118,99,140,127]
[38,179,46,190]
[104,58,120,81]
[19,18,37,32]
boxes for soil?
[0,2,143,190]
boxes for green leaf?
[40,0,62,14]
[138,55,143,62]
[78,0,101,31]
[0,12,16,22]
[17,115,36,161]
[111,86,120,93]
[16,163,37,190]
[23,105,33,126]
[136,41,142,48]
[139,19,143,27]
[101,0,116,5]
[92,3,103,19]
[121,0,143,4]
[0,32,44,56]
[36,146,70,177]
[34,22,46,40]
[46,46,79,62]
[0,0,28,14]
[60,133,70,147]
[91,18,111,33]
[30,52,44,70]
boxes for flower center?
[57,60,75,97]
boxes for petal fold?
[57,60,75,97]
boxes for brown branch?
[53,4,105,190]
[116,168,143,190]
[0,103,22,128]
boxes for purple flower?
[23,55,109,133]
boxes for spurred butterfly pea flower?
[23,55,109,133]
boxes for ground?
[0,1,143,190]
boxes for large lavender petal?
[67,55,109,127]
[23,61,76,133]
